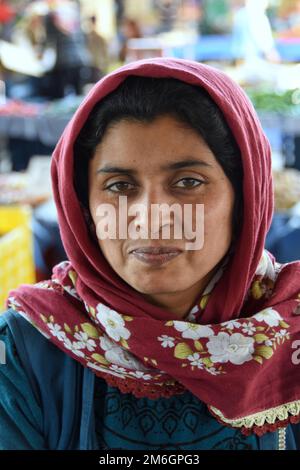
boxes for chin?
[128,276,183,296]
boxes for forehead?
[92,115,215,167]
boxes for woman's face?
[89,114,235,311]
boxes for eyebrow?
[96,159,213,175]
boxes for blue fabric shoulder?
[0,311,45,449]
[0,309,97,450]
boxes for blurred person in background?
[40,3,90,99]
[232,0,281,64]
[118,17,142,63]
[154,0,180,33]
[85,15,108,83]
[4,3,50,99]
[114,0,125,30]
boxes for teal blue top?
[94,377,259,450]
[0,310,299,450]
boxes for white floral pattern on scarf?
[96,304,131,342]
[207,332,255,365]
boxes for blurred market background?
[1,0,300,311]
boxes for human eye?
[173,177,205,189]
[104,181,136,194]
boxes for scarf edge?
[208,400,300,436]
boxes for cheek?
[88,190,122,263]
[89,187,119,230]
[98,238,124,272]
[203,186,235,238]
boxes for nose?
[128,188,176,239]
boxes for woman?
[1,58,300,450]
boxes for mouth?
[129,246,183,266]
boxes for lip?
[129,246,182,266]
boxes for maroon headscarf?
[8,58,300,436]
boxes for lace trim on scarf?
[94,369,186,399]
[209,401,300,436]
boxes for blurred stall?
[0,204,35,310]
[0,156,66,293]
[0,95,83,170]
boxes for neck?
[143,271,215,320]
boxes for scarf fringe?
[93,369,186,399]
[209,401,300,436]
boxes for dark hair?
[74,75,243,239]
